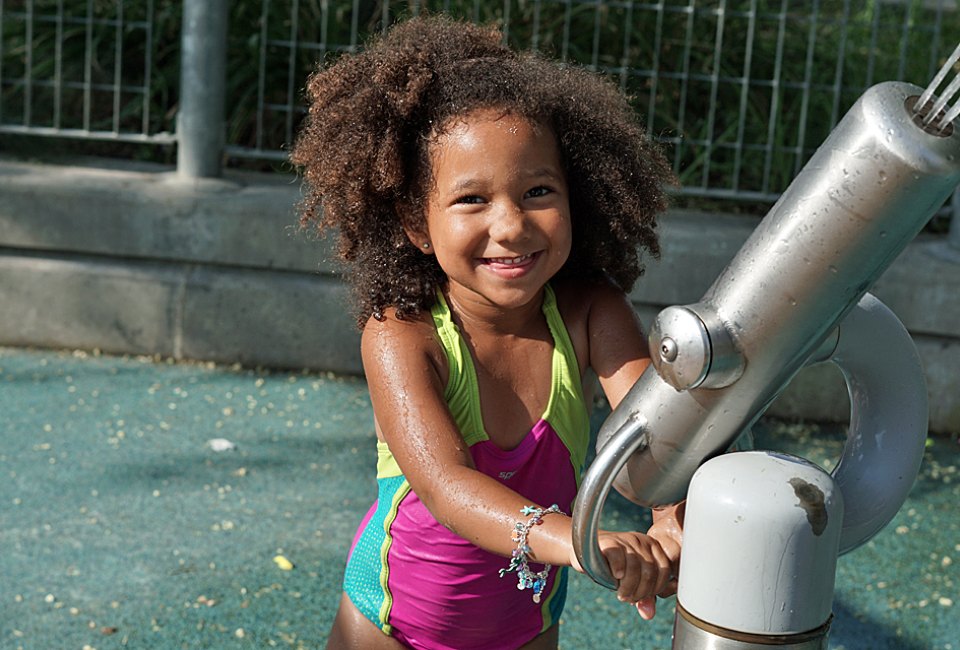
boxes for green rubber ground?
[1,347,957,650]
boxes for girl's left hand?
[639,502,685,619]
[596,530,672,616]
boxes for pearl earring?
[422,242,431,250]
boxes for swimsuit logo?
[499,470,516,480]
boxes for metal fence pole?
[177,0,228,179]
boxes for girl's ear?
[404,228,433,254]
[397,199,433,254]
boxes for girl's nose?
[490,202,529,242]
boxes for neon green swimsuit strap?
[430,286,590,460]
[540,285,591,476]
[431,291,488,446]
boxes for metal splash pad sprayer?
[573,44,960,649]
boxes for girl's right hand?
[591,531,672,616]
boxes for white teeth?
[489,254,531,265]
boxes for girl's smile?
[480,251,541,277]
[418,109,572,313]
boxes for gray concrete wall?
[1,157,958,433]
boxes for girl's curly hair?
[291,15,675,328]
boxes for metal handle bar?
[571,413,650,590]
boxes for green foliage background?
[2,0,959,212]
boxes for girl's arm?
[361,312,671,606]
[362,314,571,562]
[583,281,685,615]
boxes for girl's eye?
[525,186,552,199]
[455,195,485,205]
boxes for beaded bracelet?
[498,504,564,603]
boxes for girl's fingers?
[651,545,672,597]
[603,544,643,603]
[629,543,670,603]
[658,577,679,598]
[617,546,645,600]
[603,533,674,605]
[636,596,657,620]
[604,546,626,581]
[621,546,655,602]
[616,559,643,602]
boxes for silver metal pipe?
[622,80,956,507]
[667,295,924,649]
[176,0,229,179]
[573,79,960,585]
[570,413,650,590]
[828,294,928,554]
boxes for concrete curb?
[1,158,957,432]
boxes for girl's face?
[419,109,572,312]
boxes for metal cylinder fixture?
[674,452,842,649]
[573,79,959,589]
[672,604,831,650]
[177,0,229,179]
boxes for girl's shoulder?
[551,276,637,372]
[360,306,448,383]
[551,275,633,327]
[552,277,650,402]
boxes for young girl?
[292,15,683,650]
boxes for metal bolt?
[660,337,678,362]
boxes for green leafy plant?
[2,0,957,213]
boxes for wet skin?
[325,593,559,649]
[328,109,682,647]
[415,108,574,327]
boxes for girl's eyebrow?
[526,167,564,181]
[443,168,565,194]
[446,177,486,195]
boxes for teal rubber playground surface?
[1,346,958,650]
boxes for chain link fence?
[1,0,958,212]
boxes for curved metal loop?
[827,294,928,554]
[571,414,650,590]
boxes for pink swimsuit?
[343,286,590,649]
